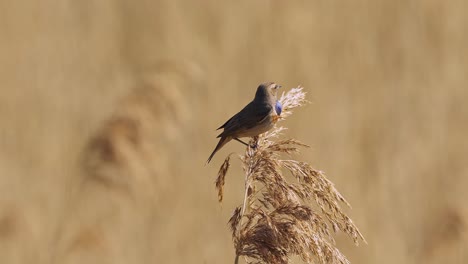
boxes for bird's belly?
[237,116,275,138]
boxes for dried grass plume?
[215,86,365,264]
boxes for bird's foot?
[250,136,259,149]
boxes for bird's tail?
[206,136,231,164]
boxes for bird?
[207,82,282,164]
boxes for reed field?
[0,1,467,263]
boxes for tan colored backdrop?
[0,1,467,263]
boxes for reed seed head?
[214,86,365,264]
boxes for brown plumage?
[207,82,281,164]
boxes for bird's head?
[255,82,281,102]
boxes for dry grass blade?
[229,206,242,237]
[216,154,232,203]
[278,86,309,119]
[214,86,365,264]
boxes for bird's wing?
[217,101,272,138]
[217,116,233,130]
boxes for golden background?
[0,1,467,263]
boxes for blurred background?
[0,0,467,263]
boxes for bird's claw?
[249,136,259,149]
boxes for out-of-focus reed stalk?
[215,87,365,264]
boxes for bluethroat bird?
[207,82,282,164]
